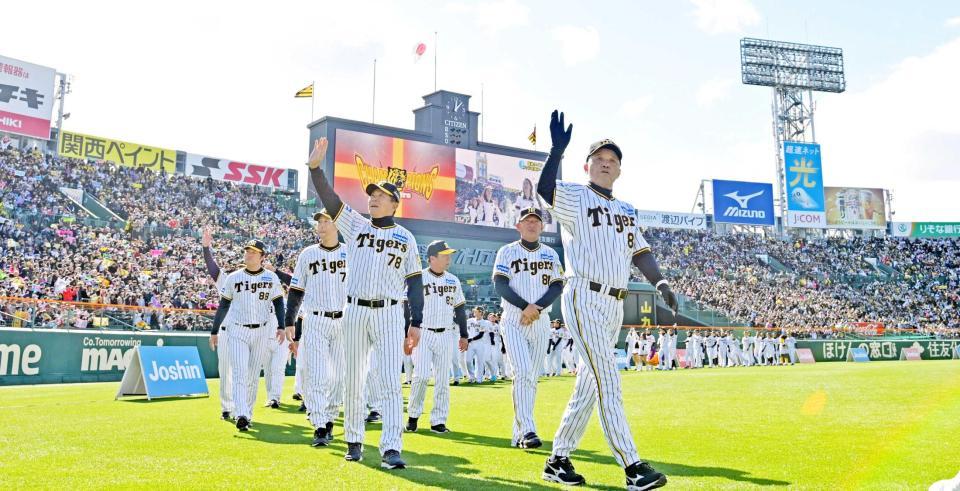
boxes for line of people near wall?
[624,328,799,370]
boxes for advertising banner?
[824,187,886,229]
[783,141,827,228]
[59,130,176,173]
[0,55,56,139]
[712,179,775,225]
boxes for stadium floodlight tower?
[740,38,845,232]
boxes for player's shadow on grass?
[233,420,317,445]
[645,460,790,487]
[425,430,790,488]
[352,447,557,491]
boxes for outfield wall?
[1,328,957,386]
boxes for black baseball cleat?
[236,416,250,432]
[430,424,450,434]
[381,449,406,469]
[452,379,459,386]
[311,427,329,447]
[625,461,667,490]
[292,393,302,401]
[325,421,335,442]
[405,417,418,432]
[517,432,542,449]
[345,442,363,462]
[543,456,585,486]
[220,411,231,421]
[365,411,381,423]
[298,402,307,412]
[268,399,280,409]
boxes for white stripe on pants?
[301,313,344,429]
[227,324,272,420]
[342,302,404,455]
[551,280,640,467]
[264,337,289,402]
[407,328,454,425]
[501,312,549,444]
[216,328,233,413]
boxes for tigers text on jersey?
[333,204,421,300]
[493,241,564,316]
[421,268,465,329]
[290,243,348,312]
[219,268,284,325]
[545,181,651,288]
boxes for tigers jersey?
[467,318,485,339]
[289,243,348,312]
[219,268,284,325]
[215,269,237,327]
[332,204,421,300]
[545,181,651,288]
[421,268,465,329]
[493,241,564,316]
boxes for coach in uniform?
[210,240,285,433]
[307,137,424,469]
[285,208,347,447]
[536,110,677,489]
[405,240,468,434]
[493,207,564,449]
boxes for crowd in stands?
[644,230,959,330]
[0,147,957,334]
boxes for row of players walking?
[624,328,799,370]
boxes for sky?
[7,0,960,221]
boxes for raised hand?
[549,110,573,152]
[308,137,329,170]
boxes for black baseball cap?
[365,181,401,202]
[427,240,457,257]
[243,239,267,254]
[517,207,543,223]
[586,139,622,162]
[312,208,332,221]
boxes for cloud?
[695,78,734,106]
[551,25,600,66]
[620,96,654,118]
[446,0,530,34]
[946,16,960,27]
[815,36,960,220]
[690,0,761,35]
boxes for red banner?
[333,129,455,221]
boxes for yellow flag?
[295,83,314,98]
[527,125,536,145]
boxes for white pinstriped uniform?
[214,271,234,414]
[333,204,421,454]
[407,268,465,425]
[290,243,348,429]
[493,240,564,444]
[263,305,289,403]
[545,181,651,467]
[219,268,284,421]
[546,328,564,375]
[465,318,488,382]
[482,323,501,379]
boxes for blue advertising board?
[712,179,775,225]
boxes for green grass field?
[2,361,959,490]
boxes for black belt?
[312,311,343,319]
[426,327,447,333]
[589,281,627,300]
[242,323,263,329]
[347,296,398,309]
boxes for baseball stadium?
[2,2,959,490]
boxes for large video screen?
[333,129,556,233]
